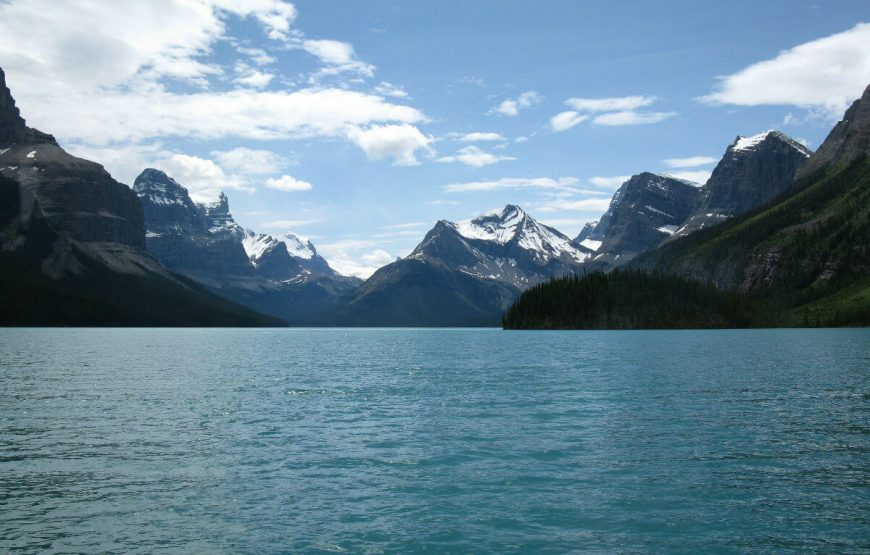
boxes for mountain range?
[0,67,280,326]
[2,59,867,328]
[505,84,870,329]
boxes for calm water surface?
[1,328,868,553]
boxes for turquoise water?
[1,328,868,553]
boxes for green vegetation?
[502,270,756,329]
[506,157,870,329]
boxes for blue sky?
[1,1,868,276]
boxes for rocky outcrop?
[586,173,700,269]
[134,168,360,323]
[795,84,870,180]
[673,130,811,237]
[0,66,281,325]
[0,68,144,248]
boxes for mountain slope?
[626,86,870,325]
[333,205,591,326]
[0,67,282,326]
[504,84,870,329]
[134,168,360,323]
[672,130,811,238]
[584,173,701,269]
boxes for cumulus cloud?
[700,23,870,117]
[588,175,631,188]
[233,62,274,88]
[663,156,718,168]
[550,111,588,132]
[592,111,676,126]
[0,0,427,167]
[436,146,515,167]
[492,91,540,116]
[445,176,579,193]
[348,124,434,166]
[460,132,506,142]
[155,153,253,202]
[211,147,287,175]
[316,239,398,278]
[265,174,313,192]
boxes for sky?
[1,1,868,277]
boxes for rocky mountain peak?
[729,129,812,158]
[795,83,870,180]
[670,129,813,239]
[0,66,57,147]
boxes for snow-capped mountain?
[242,229,337,281]
[583,173,701,269]
[334,205,591,326]
[133,168,359,323]
[671,130,812,238]
[410,204,592,288]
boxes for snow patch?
[656,225,679,235]
[580,239,602,251]
[25,150,36,159]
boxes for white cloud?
[155,153,253,203]
[347,124,434,166]
[302,39,374,78]
[265,174,313,192]
[212,147,286,175]
[445,176,579,193]
[554,95,674,128]
[259,218,320,230]
[374,81,408,98]
[550,111,588,132]
[588,175,630,188]
[664,171,711,185]
[663,156,718,168]
[535,197,612,213]
[460,132,506,142]
[592,111,676,126]
[234,62,274,88]
[514,136,529,143]
[316,239,397,278]
[436,146,515,167]
[17,86,425,147]
[700,22,870,117]
[428,199,461,206]
[235,46,276,66]
[565,96,656,112]
[0,0,426,165]
[492,91,540,116]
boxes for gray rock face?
[134,168,360,323]
[586,173,701,269]
[133,170,254,282]
[0,67,56,148]
[0,69,144,249]
[795,84,870,180]
[335,205,592,325]
[0,66,277,325]
[674,130,811,237]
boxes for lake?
[1,328,868,553]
